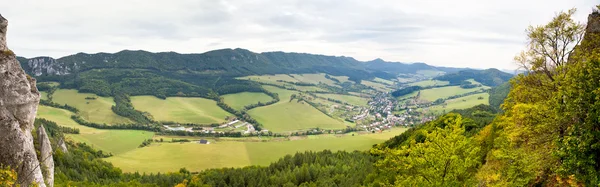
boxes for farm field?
[248,86,345,132]
[419,86,488,102]
[52,89,132,124]
[36,105,153,155]
[316,93,368,106]
[222,92,273,110]
[428,93,490,114]
[408,80,450,87]
[328,75,351,83]
[107,127,408,173]
[373,77,395,85]
[291,73,339,87]
[40,91,48,100]
[238,74,298,84]
[292,85,326,92]
[361,80,391,92]
[131,96,232,124]
[416,70,445,77]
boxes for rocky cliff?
[0,14,53,187]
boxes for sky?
[0,0,597,70]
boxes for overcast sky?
[1,0,597,69]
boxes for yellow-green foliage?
[0,166,17,187]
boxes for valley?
[32,68,509,172]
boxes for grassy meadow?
[408,80,450,87]
[37,105,153,155]
[316,93,369,106]
[419,86,487,102]
[247,86,345,132]
[131,96,232,124]
[106,127,408,173]
[222,92,273,110]
[361,80,391,92]
[40,91,48,100]
[428,93,490,114]
[52,89,132,124]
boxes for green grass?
[293,85,326,92]
[39,81,60,87]
[316,93,369,106]
[416,70,445,77]
[373,78,395,85]
[397,91,419,100]
[52,89,132,124]
[429,93,490,114]
[40,91,48,100]
[222,92,273,110]
[328,75,351,83]
[408,80,450,87]
[238,74,298,84]
[106,128,408,173]
[291,73,339,87]
[247,86,345,132]
[361,80,391,92]
[419,86,488,102]
[36,105,153,155]
[131,96,232,124]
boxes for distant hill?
[16,48,472,98]
[433,68,514,87]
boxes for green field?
[328,75,351,83]
[429,93,490,114]
[373,78,395,85]
[222,92,273,110]
[36,105,153,155]
[291,73,339,87]
[361,80,391,92]
[408,80,450,87]
[52,89,132,124]
[238,74,298,84]
[416,70,445,77]
[40,91,48,100]
[131,96,232,124]
[293,85,326,92]
[419,86,487,102]
[317,93,369,106]
[106,128,408,173]
[247,86,345,132]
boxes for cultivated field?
[247,86,345,132]
[408,80,450,87]
[222,92,273,110]
[291,73,339,87]
[238,74,298,84]
[107,127,408,173]
[36,105,153,155]
[416,70,445,77]
[316,93,369,106]
[52,89,132,124]
[40,91,48,100]
[428,93,490,114]
[361,80,391,92]
[419,86,487,102]
[328,75,351,83]
[131,96,232,124]
[373,77,395,85]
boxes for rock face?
[58,138,68,153]
[26,57,73,76]
[38,125,54,187]
[0,14,50,187]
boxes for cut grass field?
[361,80,391,92]
[222,92,273,110]
[247,86,345,132]
[408,80,450,87]
[373,77,395,85]
[428,93,490,114]
[238,74,298,84]
[419,86,488,102]
[131,96,232,124]
[291,73,339,87]
[107,127,408,173]
[40,91,48,100]
[37,105,153,155]
[316,93,369,106]
[52,89,132,124]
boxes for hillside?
[433,68,513,86]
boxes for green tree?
[372,114,481,186]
